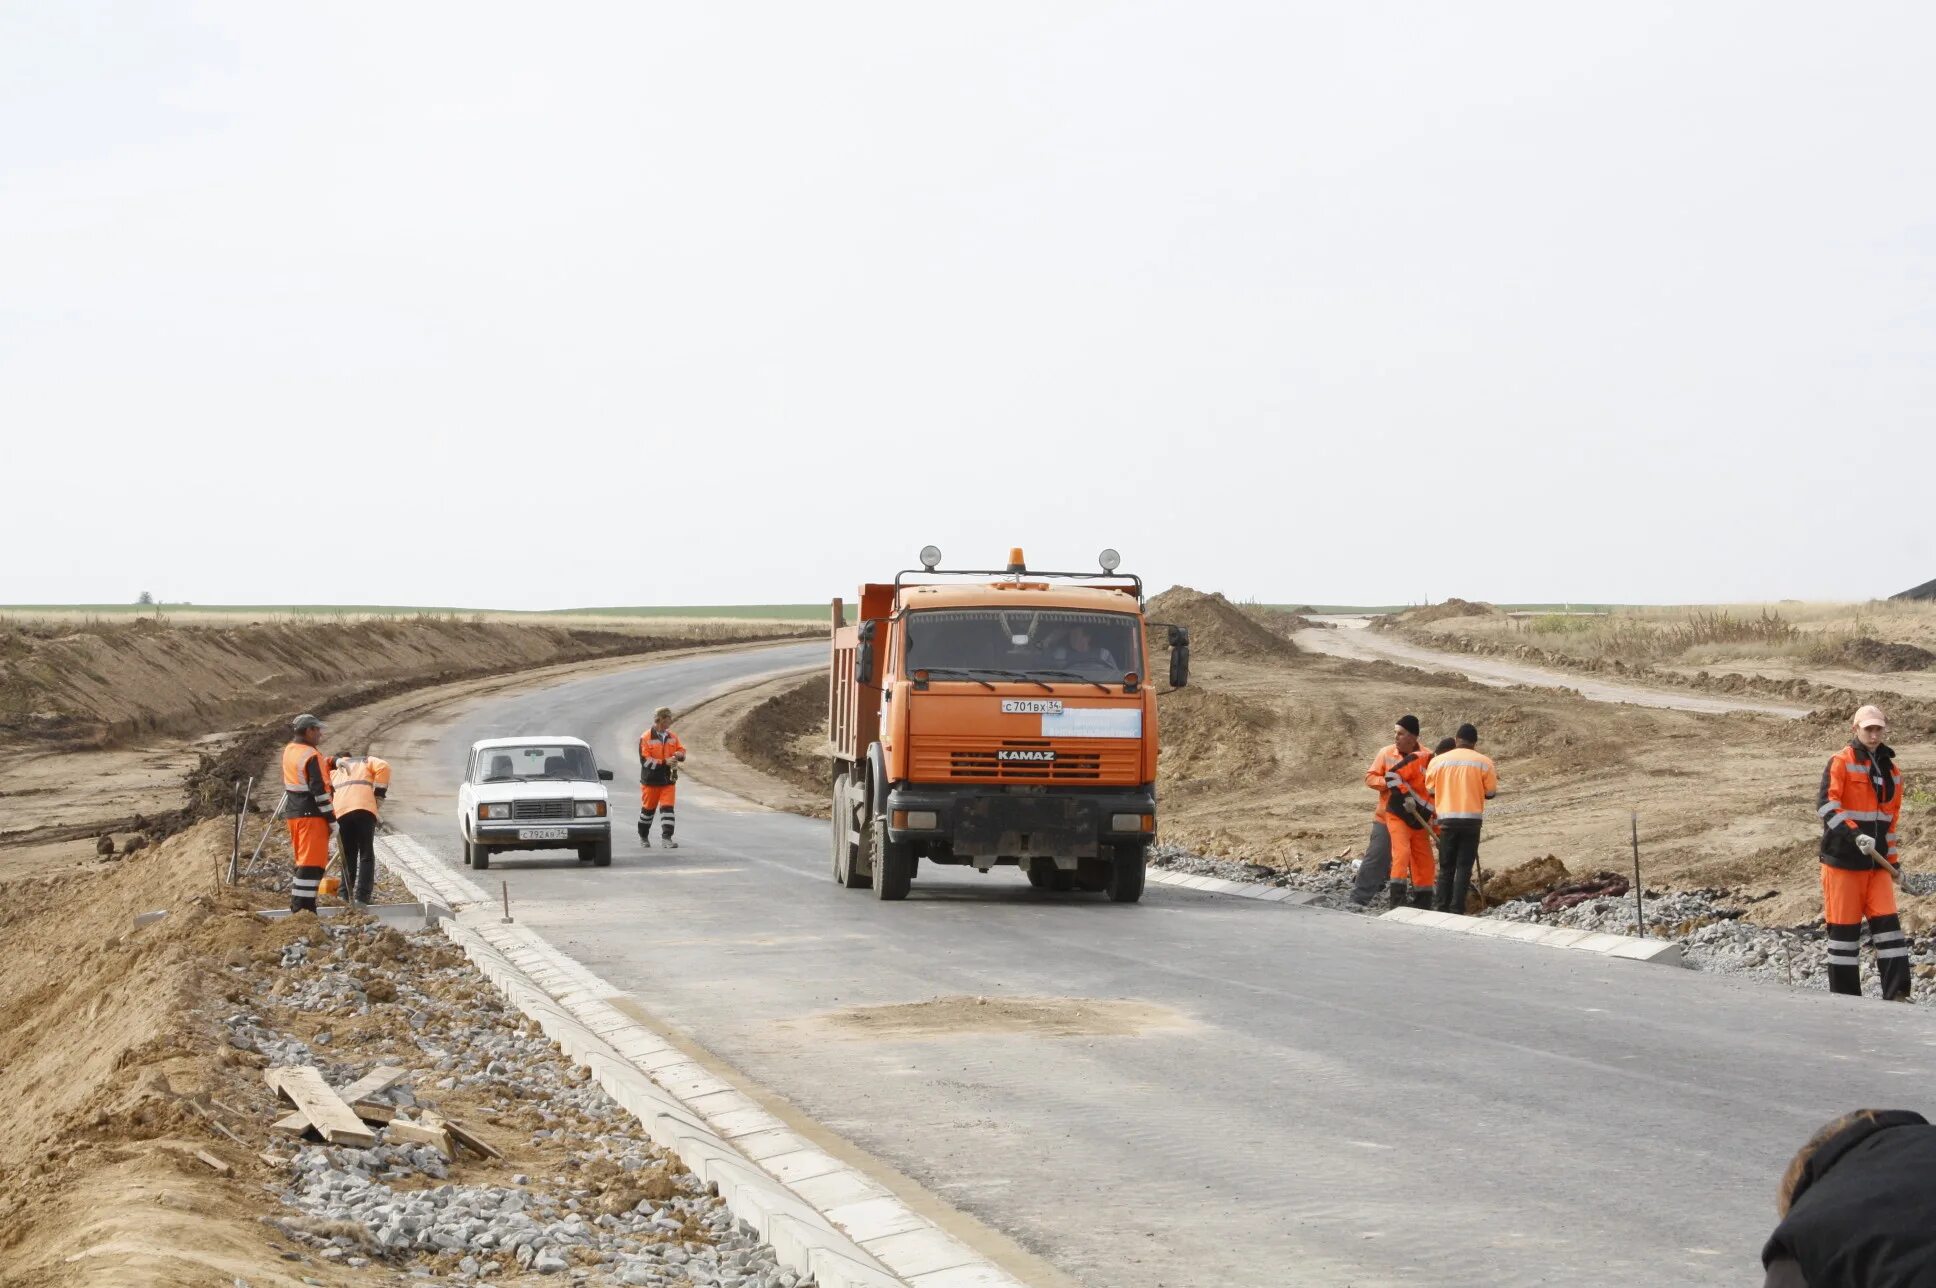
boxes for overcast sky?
[4,3,1932,608]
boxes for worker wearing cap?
[1817,704,1909,1000]
[1365,715,1436,908]
[638,706,687,849]
[1425,724,1498,915]
[329,752,391,905]
[281,714,335,913]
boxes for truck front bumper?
[883,785,1155,858]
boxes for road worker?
[1425,724,1498,914]
[1817,704,1908,1000]
[638,706,687,849]
[1351,735,1460,907]
[1761,1108,1936,1286]
[1365,714,1435,908]
[281,714,335,913]
[329,751,391,905]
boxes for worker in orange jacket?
[282,713,335,912]
[329,752,391,905]
[638,705,687,849]
[1424,723,1498,915]
[1818,704,1909,1000]
[1365,714,1435,908]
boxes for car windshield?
[903,609,1142,682]
[474,744,598,783]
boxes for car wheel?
[471,838,490,871]
[590,837,612,868]
[871,816,912,901]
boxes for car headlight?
[479,803,510,820]
[575,800,606,818]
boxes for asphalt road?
[381,643,1936,1287]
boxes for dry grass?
[0,610,807,643]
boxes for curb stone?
[1380,905,1684,965]
[374,833,1028,1288]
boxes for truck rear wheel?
[833,774,870,889]
[1075,857,1110,892]
[1105,843,1145,903]
[871,817,912,901]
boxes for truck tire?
[871,816,912,901]
[1075,857,1110,892]
[1025,857,1054,889]
[835,775,871,889]
[1105,843,1145,903]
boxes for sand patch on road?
[809,995,1190,1040]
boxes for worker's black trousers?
[336,810,378,903]
[1827,916,1912,1000]
[1434,820,1483,914]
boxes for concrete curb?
[1379,906,1684,965]
[375,833,1028,1288]
[1145,868,1321,905]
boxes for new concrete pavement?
[379,643,1935,1286]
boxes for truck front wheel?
[1105,843,1146,903]
[871,817,912,901]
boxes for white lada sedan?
[457,736,615,870]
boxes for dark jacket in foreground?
[1762,1111,1936,1288]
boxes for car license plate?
[518,827,569,841]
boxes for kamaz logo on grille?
[997,749,1056,763]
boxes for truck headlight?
[575,800,606,817]
[480,803,510,820]
[1111,813,1153,832]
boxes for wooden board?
[193,1149,231,1175]
[263,1067,376,1147]
[336,1065,408,1103]
[385,1118,452,1156]
[438,1116,502,1160]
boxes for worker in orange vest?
[282,714,336,912]
[1424,723,1498,914]
[638,705,687,849]
[1365,714,1435,908]
[1818,704,1909,999]
[329,752,391,905]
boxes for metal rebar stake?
[1630,812,1646,937]
[501,880,513,924]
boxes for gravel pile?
[225,915,801,1285]
[1149,844,1371,913]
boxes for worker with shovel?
[1365,715,1436,908]
[281,713,336,913]
[1425,723,1498,915]
[1817,704,1909,1000]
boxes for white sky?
[4,3,1932,608]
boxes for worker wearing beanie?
[638,706,687,849]
[1817,705,1909,1000]
[1365,715,1436,908]
[281,714,335,913]
[1425,724,1497,914]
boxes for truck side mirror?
[1167,626,1190,688]
[597,769,615,781]
[857,620,877,686]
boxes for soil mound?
[1482,854,1572,904]
[1830,637,1936,673]
[1147,587,1299,660]
[724,674,828,796]
[1892,577,1936,602]
[1373,598,1499,631]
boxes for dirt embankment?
[0,616,804,748]
[723,674,828,799]
[1147,587,1299,661]
[1370,598,1498,631]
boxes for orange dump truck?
[828,546,1189,903]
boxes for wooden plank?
[384,1117,452,1156]
[193,1149,231,1175]
[336,1065,408,1103]
[263,1067,376,1147]
[350,1100,398,1124]
[270,1111,315,1138]
[437,1116,502,1160]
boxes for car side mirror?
[857,620,877,686]
[597,769,614,781]
[1167,626,1190,688]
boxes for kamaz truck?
[828,546,1188,903]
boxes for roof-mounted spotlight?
[1098,548,1122,573]
[919,545,943,570]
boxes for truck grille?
[910,737,1140,784]
[511,799,574,821]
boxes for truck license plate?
[518,827,569,841]
[1001,699,1063,715]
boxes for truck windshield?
[903,609,1142,682]
[474,744,598,782]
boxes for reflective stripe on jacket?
[640,729,685,787]
[1366,744,1433,823]
[1424,747,1498,821]
[330,755,391,817]
[1818,742,1901,870]
[281,742,335,820]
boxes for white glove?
[1384,773,1402,789]
[1855,834,1877,858]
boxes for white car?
[457,736,615,869]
